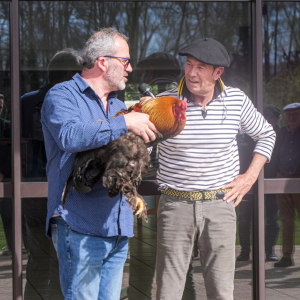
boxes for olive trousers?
[155,193,236,300]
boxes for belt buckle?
[216,191,225,199]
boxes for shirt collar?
[73,73,118,100]
[73,73,89,92]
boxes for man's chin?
[110,82,126,92]
[119,82,126,91]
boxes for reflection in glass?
[20,1,252,184]
[263,2,300,299]
[0,199,13,299]
[22,198,62,299]
[19,1,253,298]
[137,52,182,178]
[20,49,82,182]
[0,3,12,298]
[0,2,11,183]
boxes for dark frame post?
[11,0,23,299]
[252,0,265,299]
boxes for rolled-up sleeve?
[41,85,128,153]
[240,96,276,162]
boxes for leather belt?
[161,188,231,200]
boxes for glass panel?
[0,1,11,183]
[0,198,13,299]
[263,2,300,299]
[19,2,252,299]
[22,198,62,299]
[20,1,253,182]
[0,1,12,296]
[235,133,254,297]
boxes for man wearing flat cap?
[274,102,300,268]
[153,38,276,299]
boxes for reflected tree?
[0,2,10,120]
[18,2,252,81]
[263,2,300,112]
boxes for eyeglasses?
[103,56,131,68]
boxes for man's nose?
[126,63,133,73]
[188,66,197,77]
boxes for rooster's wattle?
[61,96,187,221]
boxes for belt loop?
[189,192,192,201]
[211,190,213,201]
[200,191,205,200]
[179,191,182,200]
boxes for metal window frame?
[0,0,298,299]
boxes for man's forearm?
[245,152,268,182]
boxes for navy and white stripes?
[156,83,276,191]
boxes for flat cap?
[137,52,181,76]
[283,103,300,111]
[263,104,281,118]
[178,38,230,67]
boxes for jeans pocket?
[160,195,176,207]
[50,221,58,254]
[229,201,237,221]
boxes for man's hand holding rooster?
[124,112,158,144]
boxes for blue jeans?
[50,217,128,300]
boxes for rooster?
[62,96,187,221]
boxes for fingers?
[224,190,240,204]
[222,182,232,190]
[145,127,157,142]
[147,121,159,134]
[233,195,244,207]
[124,112,158,143]
[139,131,150,144]
[223,176,247,206]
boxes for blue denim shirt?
[41,73,134,238]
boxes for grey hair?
[82,27,128,69]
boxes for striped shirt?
[156,79,276,191]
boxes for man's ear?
[96,57,108,72]
[213,67,224,80]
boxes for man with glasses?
[41,28,157,300]
[152,38,276,299]
[274,103,300,268]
